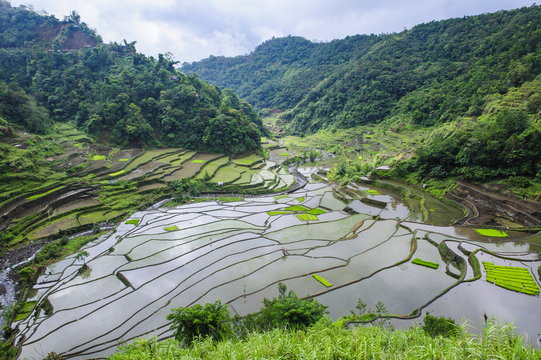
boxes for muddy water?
[9,175,541,358]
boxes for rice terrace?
[2,1,541,359]
[6,152,540,358]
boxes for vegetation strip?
[312,274,333,287]
[475,229,509,237]
[412,258,439,269]
[26,186,64,200]
[296,214,319,221]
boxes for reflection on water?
[12,177,541,357]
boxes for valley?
[1,2,541,359]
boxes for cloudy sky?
[9,0,536,63]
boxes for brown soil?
[448,181,541,227]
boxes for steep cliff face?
[0,1,101,50]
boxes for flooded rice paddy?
[14,169,541,359]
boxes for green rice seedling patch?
[274,195,289,200]
[483,262,539,295]
[412,258,439,269]
[312,274,333,287]
[296,214,319,221]
[191,159,206,164]
[195,157,230,180]
[109,170,126,177]
[91,155,107,161]
[305,208,327,215]
[284,205,310,212]
[267,210,293,216]
[279,153,291,156]
[366,189,381,195]
[125,219,140,226]
[296,196,306,202]
[232,154,263,166]
[72,143,83,147]
[164,225,179,232]
[211,164,244,183]
[118,158,130,162]
[27,186,64,200]
[475,229,509,237]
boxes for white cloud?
[9,0,536,62]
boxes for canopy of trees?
[0,2,263,154]
[183,5,541,135]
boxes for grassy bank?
[110,320,540,360]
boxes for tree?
[255,283,328,330]
[167,301,232,346]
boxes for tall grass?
[110,320,540,360]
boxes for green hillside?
[182,5,541,135]
[0,1,262,154]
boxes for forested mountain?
[182,5,541,135]
[0,1,262,154]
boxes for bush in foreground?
[110,319,540,360]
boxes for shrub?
[255,283,328,330]
[167,301,232,346]
[422,313,460,338]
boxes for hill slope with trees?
[182,5,541,135]
[0,1,262,154]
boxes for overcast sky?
[9,0,537,63]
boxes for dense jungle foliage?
[0,1,262,154]
[185,5,541,187]
[183,5,541,135]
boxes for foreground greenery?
[109,284,540,359]
[111,319,540,360]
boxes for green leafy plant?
[255,283,328,331]
[422,313,461,338]
[167,301,232,346]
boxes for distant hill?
[0,1,263,154]
[182,5,541,135]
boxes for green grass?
[91,155,107,161]
[110,320,541,360]
[118,158,130,162]
[483,262,540,295]
[267,211,292,216]
[274,195,289,200]
[412,258,439,269]
[284,205,310,212]
[26,186,64,200]
[164,225,179,232]
[125,219,140,226]
[475,228,509,237]
[192,159,206,164]
[296,196,306,202]
[312,274,333,287]
[366,189,381,195]
[296,214,319,221]
[305,208,327,215]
